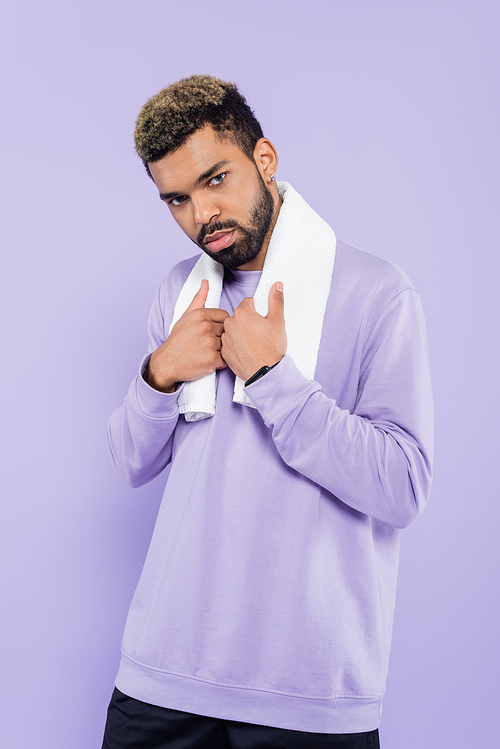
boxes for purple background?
[1,1,498,746]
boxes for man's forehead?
[172,126,238,162]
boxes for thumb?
[267,281,284,319]
[186,279,209,312]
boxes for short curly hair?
[134,75,264,178]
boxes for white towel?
[169,182,336,421]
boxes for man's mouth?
[203,230,235,253]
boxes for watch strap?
[244,361,280,388]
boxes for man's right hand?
[145,279,229,393]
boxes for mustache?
[197,219,239,246]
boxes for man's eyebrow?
[159,160,232,201]
[195,160,231,185]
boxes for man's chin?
[201,243,234,266]
[202,243,259,270]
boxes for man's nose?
[191,194,219,226]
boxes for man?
[102,75,433,748]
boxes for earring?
[270,174,275,182]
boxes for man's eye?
[209,173,226,186]
[170,195,187,206]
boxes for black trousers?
[102,688,380,749]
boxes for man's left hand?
[221,282,287,382]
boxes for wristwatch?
[244,361,280,387]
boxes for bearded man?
[102,75,433,749]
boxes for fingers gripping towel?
[169,182,336,421]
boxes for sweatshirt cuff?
[135,354,185,419]
[244,354,321,426]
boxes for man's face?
[148,126,277,271]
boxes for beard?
[197,171,275,270]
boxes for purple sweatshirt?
[108,240,433,733]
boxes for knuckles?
[198,319,213,335]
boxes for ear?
[253,137,279,185]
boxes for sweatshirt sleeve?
[245,288,434,529]
[107,282,183,488]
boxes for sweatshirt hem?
[116,653,383,734]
